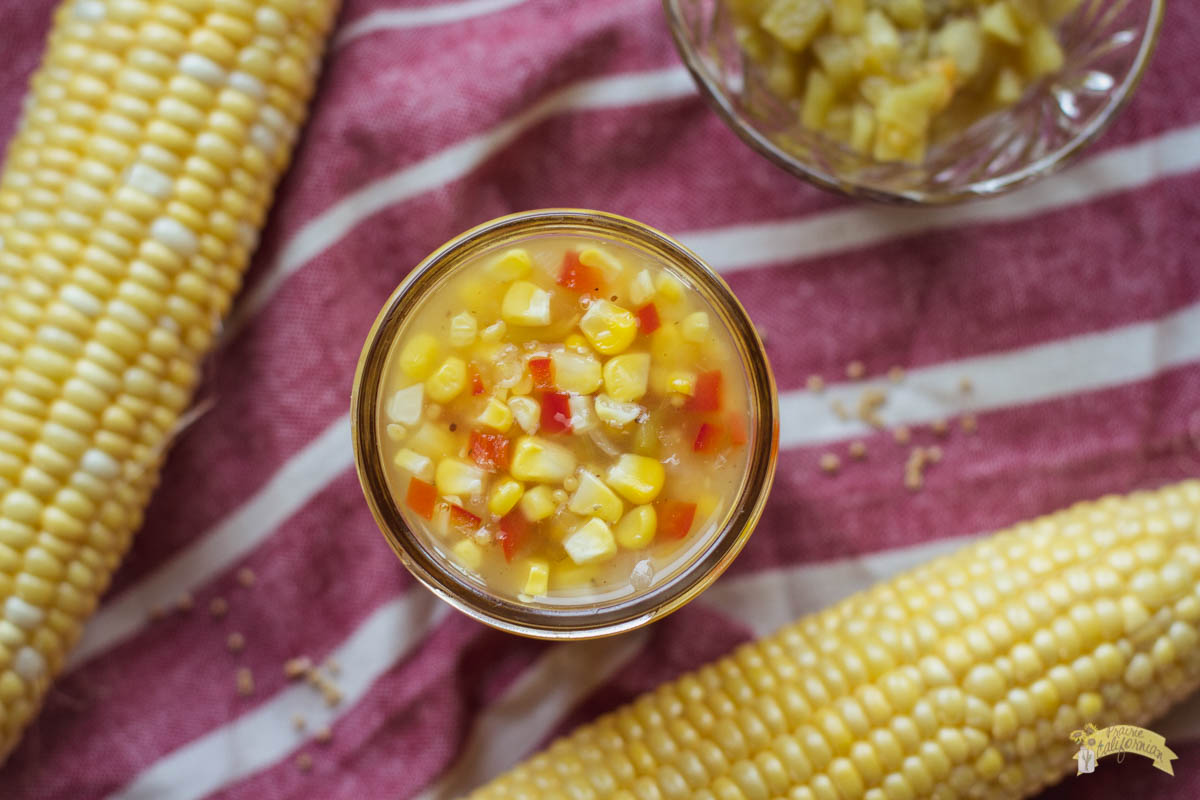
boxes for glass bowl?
[351,210,779,639]
[663,0,1164,204]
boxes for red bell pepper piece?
[449,505,481,535]
[557,251,604,294]
[660,501,697,540]
[405,478,437,520]
[688,370,722,413]
[727,412,748,446]
[470,363,486,395]
[469,430,510,471]
[528,357,554,391]
[497,512,530,562]
[635,302,661,334]
[693,422,723,453]
[540,391,572,433]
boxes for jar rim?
[350,209,779,639]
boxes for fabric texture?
[1,0,1199,798]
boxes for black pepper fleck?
[449,423,457,432]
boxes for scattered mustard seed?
[831,399,850,421]
[324,659,341,676]
[959,376,974,394]
[227,632,246,653]
[961,414,978,434]
[846,361,866,380]
[927,446,944,463]
[857,389,887,428]
[292,714,307,732]
[176,593,194,613]
[893,425,912,444]
[806,375,825,392]
[820,453,841,474]
[848,441,867,460]
[285,656,313,679]
[315,727,332,744]
[236,667,254,696]
[931,419,949,436]
[237,567,256,588]
[209,597,228,618]
[296,753,313,772]
[888,366,905,383]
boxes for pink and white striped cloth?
[2,0,1199,797]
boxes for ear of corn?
[0,0,339,760]
[467,480,1200,799]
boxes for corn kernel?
[595,394,644,428]
[564,518,618,565]
[551,349,602,394]
[552,561,599,589]
[408,421,457,458]
[519,485,558,522]
[564,333,589,351]
[616,505,656,549]
[630,270,656,306]
[579,247,623,279]
[452,539,484,571]
[580,299,637,355]
[511,437,577,483]
[568,471,624,523]
[508,396,540,434]
[435,458,486,497]
[425,357,468,403]
[393,448,433,481]
[603,353,651,402]
[399,333,440,381]
[667,370,697,396]
[502,281,552,327]
[568,395,596,432]
[485,248,533,281]
[386,383,423,425]
[477,397,514,433]
[607,454,666,504]
[448,312,478,347]
[488,478,524,516]
[480,321,507,343]
[681,312,710,343]
[522,559,550,597]
[655,272,684,303]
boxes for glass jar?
[351,209,778,639]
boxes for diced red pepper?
[470,363,486,395]
[540,391,572,433]
[497,512,530,562]
[727,412,748,447]
[693,422,723,453]
[688,370,723,413]
[405,478,437,520]
[469,430,510,471]
[557,251,604,294]
[660,501,697,540]
[528,357,554,391]
[449,504,481,535]
[636,302,661,334]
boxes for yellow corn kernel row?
[0,0,339,761]
[467,480,1200,799]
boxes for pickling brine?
[377,235,752,604]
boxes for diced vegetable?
[655,272,685,303]
[567,471,624,523]
[630,270,656,305]
[680,311,710,343]
[522,559,550,596]
[603,353,651,402]
[551,350,602,394]
[406,478,438,520]
[659,501,697,539]
[667,370,697,397]
[436,458,487,496]
[409,421,458,459]
[567,395,596,432]
[528,357,555,391]
[449,505,482,536]
[761,0,829,50]
[615,505,657,549]
[497,513,530,561]
[607,454,666,504]
[469,431,511,472]
[981,1,1022,44]
[451,539,484,571]
[510,437,577,483]
[594,394,644,428]
[563,519,618,565]
[502,281,552,326]
[477,398,515,433]
[728,413,749,446]
[485,248,533,281]
[393,449,434,481]
[1022,23,1065,77]
[427,357,469,403]
[508,396,541,434]
[579,299,638,355]
[579,247,624,279]
[688,370,723,413]
[557,251,605,294]
[480,321,507,342]
[386,383,424,425]
[540,392,573,434]
[449,312,479,347]
[635,303,661,334]
[519,485,558,522]
[400,333,442,381]
[693,422,723,453]
[489,479,525,517]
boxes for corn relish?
[378,237,751,603]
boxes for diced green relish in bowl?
[353,210,777,638]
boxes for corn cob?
[468,480,1200,799]
[0,0,339,760]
